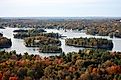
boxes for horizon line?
[1,16,121,18]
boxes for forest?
[0,49,121,80]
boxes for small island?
[0,34,12,48]
[39,45,62,53]
[0,26,5,29]
[24,36,61,47]
[24,36,62,53]
[65,37,113,50]
[13,29,28,33]
[14,32,63,39]
[13,28,65,39]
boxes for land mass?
[65,37,113,50]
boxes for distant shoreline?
[0,16,121,20]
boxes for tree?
[17,67,27,80]
[0,72,3,80]
[9,77,18,80]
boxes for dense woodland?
[65,37,113,50]
[0,49,121,80]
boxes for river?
[0,27,121,57]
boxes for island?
[0,26,5,29]
[24,36,61,47]
[13,29,28,33]
[24,36,62,53]
[0,34,12,48]
[13,31,64,39]
[39,45,62,53]
[13,28,66,39]
[65,37,113,50]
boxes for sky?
[0,0,121,17]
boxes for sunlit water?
[0,27,121,57]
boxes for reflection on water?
[0,27,121,57]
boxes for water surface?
[0,28,121,57]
